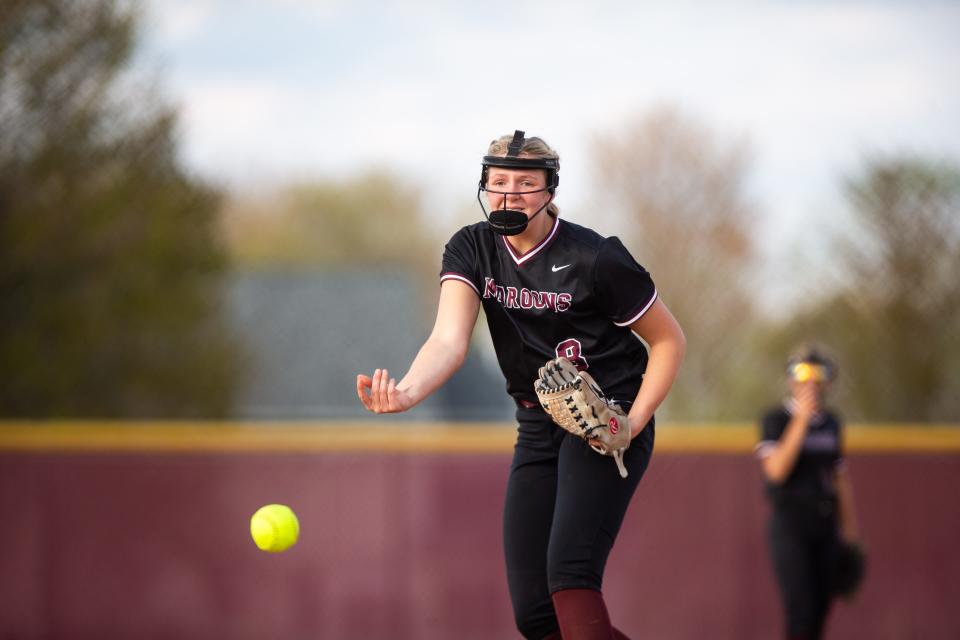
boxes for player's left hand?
[357,368,415,414]
[535,357,632,478]
[832,539,867,599]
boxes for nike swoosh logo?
[552,264,571,272]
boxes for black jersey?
[440,217,657,407]
[755,401,844,508]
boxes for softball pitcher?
[358,130,685,639]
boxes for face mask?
[477,130,559,236]
[481,196,551,236]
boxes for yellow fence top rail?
[1,421,959,454]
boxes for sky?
[137,0,960,311]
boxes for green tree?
[222,171,435,272]
[779,157,960,421]
[0,1,241,417]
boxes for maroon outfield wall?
[0,424,958,639]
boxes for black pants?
[768,505,841,640]
[503,407,654,639]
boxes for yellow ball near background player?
[790,362,828,384]
[250,504,300,552]
[793,363,814,383]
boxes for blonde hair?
[487,133,560,217]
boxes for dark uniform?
[756,400,844,640]
[441,216,657,639]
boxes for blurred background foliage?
[222,171,437,276]
[0,0,241,417]
[591,111,960,422]
[591,108,762,421]
[766,158,960,422]
[1,1,957,421]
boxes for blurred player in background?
[357,130,685,639]
[754,345,863,640]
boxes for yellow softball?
[793,362,814,382]
[250,504,300,552]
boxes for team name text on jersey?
[483,277,572,313]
